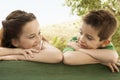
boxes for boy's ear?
[102,40,110,47]
[11,39,19,47]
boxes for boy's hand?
[101,61,120,72]
[67,42,80,50]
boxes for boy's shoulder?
[103,42,115,50]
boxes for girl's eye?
[38,32,41,35]
[28,35,35,39]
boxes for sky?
[0,0,79,27]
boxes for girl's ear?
[11,39,19,47]
[101,40,110,47]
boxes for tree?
[64,0,120,53]
[64,0,120,16]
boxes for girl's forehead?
[21,20,40,34]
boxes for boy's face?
[77,22,105,49]
[12,19,42,50]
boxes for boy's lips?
[79,43,87,49]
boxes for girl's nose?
[35,35,41,43]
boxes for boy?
[63,10,120,72]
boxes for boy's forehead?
[80,23,99,36]
[81,22,99,31]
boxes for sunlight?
[0,0,79,28]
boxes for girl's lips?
[33,44,41,50]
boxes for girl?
[0,10,63,63]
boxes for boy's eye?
[79,31,83,35]
[87,35,93,40]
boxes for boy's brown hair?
[83,10,117,41]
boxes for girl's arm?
[0,47,39,59]
[0,41,63,63]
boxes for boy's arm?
[77,49,119,63]
[67,41,119,63]
[77,49,120,72]
[64,41,120,72]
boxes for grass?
[41,19,120,54]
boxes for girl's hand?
[24,48,40,59]
[14,48,40,60]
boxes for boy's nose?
[79,35,85,43]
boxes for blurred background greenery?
[41,19,80,51]
[42,0,120,54]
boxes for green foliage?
[65,0,101,15]
[41,20,80,51]
[51,36,67,51]
[112,25,120,54]
[64,0,120,16]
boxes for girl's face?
[77,22,105,49]
[12,19,42,50]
